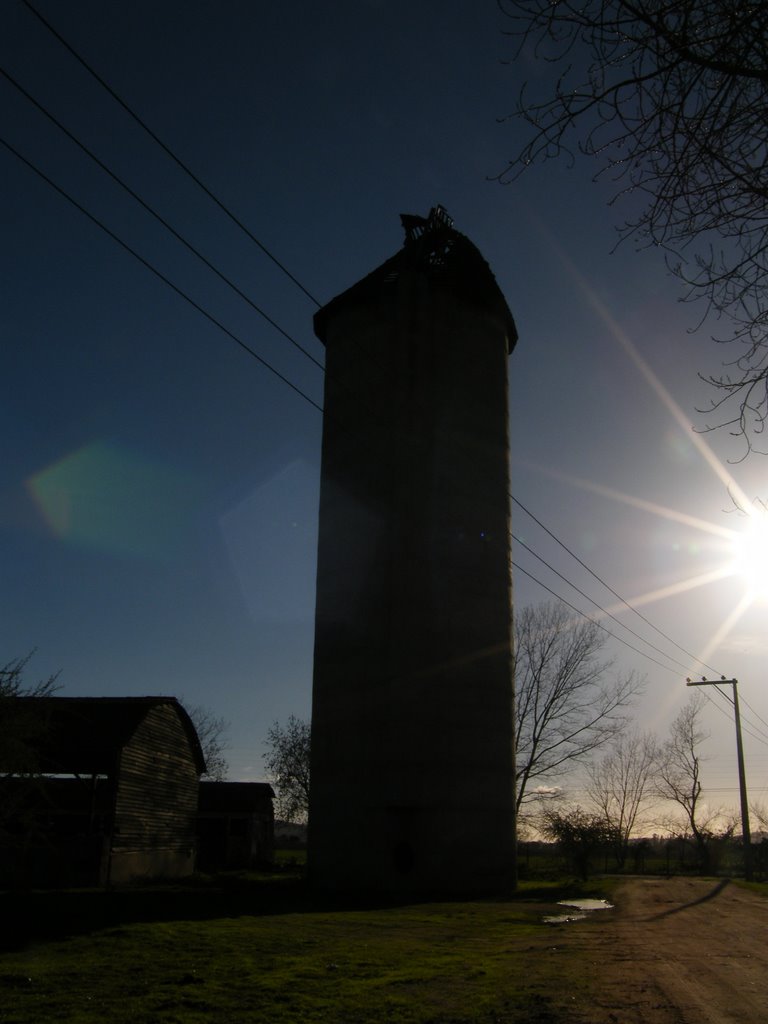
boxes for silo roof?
[314,206,518,352]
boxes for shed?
[0,696,205,886]
[197,781,275,870]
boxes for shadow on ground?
[0,874,598,952]
[0,875,315,951]
[646,877,730,921]
[0,876,515,952]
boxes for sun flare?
[728,512,768,604]
[529,233,768,673]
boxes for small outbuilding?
[0,696,205,886]
[197,781,275,871]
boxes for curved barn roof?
[9,696,206,776]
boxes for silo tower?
[309,207,517,895]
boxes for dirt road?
[562,877,768,1023]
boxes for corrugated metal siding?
[113,704,198,854]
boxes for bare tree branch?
[654,691,724,865]
[513,602,643,811]
[585,729,659,867]
[0,652,60,776]
[0,652,60,836]
[750,801,768,831]
[497,0,768,454]
[186,704,230,781]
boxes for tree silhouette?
[187,704,230,781]
[263,715,310,823]
[0,653,59,836]
[498,0,768,453]
[656,692,720,867]
[585,730,659,868]
[514,602,643,811]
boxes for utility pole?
[686,677,752,881]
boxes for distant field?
[0,876,602,1023]
[272,846,307,868]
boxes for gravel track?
[563,877,768,1023]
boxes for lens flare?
[26,440,202,560]
[729,514,768,603]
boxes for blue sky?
[3,0,768,812]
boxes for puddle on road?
[543,898,614,924]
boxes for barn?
[0,696,205,886]
[196,781,275,871]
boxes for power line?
[511,493,724,677]
[513,556,768,749]
[513,497,768,745]
[0,135,324,415]
[1,127,378,450]
[513,532,693,675]
[698,685,768,746]
[0,64,326,375]
[2,60,403,443]
[0,83,449,455]
[740,695,768,735]
[2,42,406,434]
[21,0,322,308]
[511,560,687,676]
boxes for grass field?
[0,875,602,1024]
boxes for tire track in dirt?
[564,877,768,1024]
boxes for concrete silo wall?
[309,245,516,896]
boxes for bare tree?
[655,692,720,865]
[585,730,659,868]
[0,653,59,775]
[186,704,230,781]
[0,653,60,836]
[263,714,311,823]
[497,0,768,453]
[513,602,643,810]
[751,802,768,831]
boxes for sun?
[728,512,768,604]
